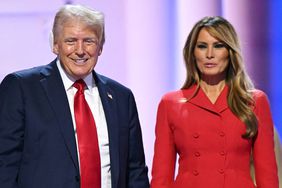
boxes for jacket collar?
[185,84,229,115]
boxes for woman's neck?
[200,78,226,104]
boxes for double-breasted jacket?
[151,85,278,188]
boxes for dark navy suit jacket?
[0,60,149,188]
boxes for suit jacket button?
[75,175,80,182]
[218,169,224,174]
[193,133,200,138]
[192,170,199,176]
[219,131,225,137]
[194,151,201,157]
[219,151,226,156]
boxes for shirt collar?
[56,59,95,92]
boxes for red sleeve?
[252,91,279,187]
[151,97,176,188]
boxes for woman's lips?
[204,63,217,68]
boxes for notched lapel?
[40,62,79,171]
[214,86,229,113]
[186,86,219,115]
[94,73,120,187]
[187,85,229,115]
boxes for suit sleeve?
[127,92,150,188]
[252,91,279,187]
[151,98,176,188]
[0,74,24,188]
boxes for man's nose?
[75,42,85,56]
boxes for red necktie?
[73,79,101,188]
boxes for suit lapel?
[40,60,79,171]
[187,85,229,115]
[214,85,229,113]
[38,62,123,182]
[94,72,119,187]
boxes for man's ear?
[98,47,103,56]
[53,43,59,55]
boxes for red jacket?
[151,85,278,188]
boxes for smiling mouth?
[72,58,88,65]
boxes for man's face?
[53,20,102,80]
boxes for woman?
[151,16,278,188]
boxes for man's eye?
[65,40,75,45]
[84,39,98,45]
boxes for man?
[0,4,149,188]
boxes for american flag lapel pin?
[107,92,113,99]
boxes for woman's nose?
[206,46,214,59]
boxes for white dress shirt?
[57,60,111,188]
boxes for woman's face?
[194,28,229,81]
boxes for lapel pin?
[107,92,113,99]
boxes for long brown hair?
[182,16,257,139]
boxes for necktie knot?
[73,79,86,93]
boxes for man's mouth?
[72,58,88,65]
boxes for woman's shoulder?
[250,89,268,101]
[250,89,271,108]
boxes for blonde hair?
[182,16,257,139]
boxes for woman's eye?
[197,44,207,49]
[214,43,225,48]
